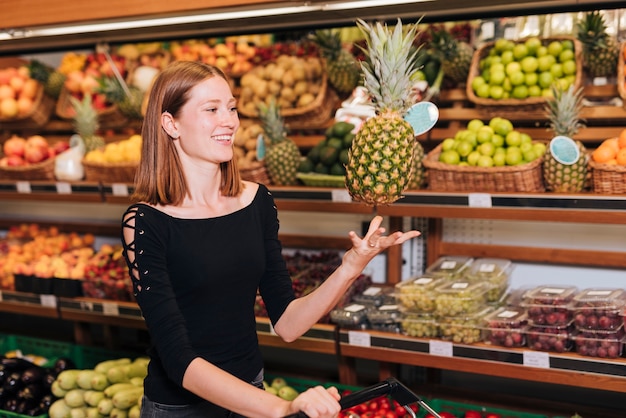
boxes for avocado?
[319,146,339,166]
[329,162,346,176]
[342,133,355,149]
[339,148,350,165]
[314,162,330,174]
[298,158,314,173]
[326,137,344,150]
[331,121,355,138]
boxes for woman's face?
[171,76,240,166]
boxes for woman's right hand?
[286,385,341,418]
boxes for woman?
[121,60,420,418]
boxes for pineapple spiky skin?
[345,18,422,206]
[309,29,361,94]
[98,77,144,119]
[45,71,66,99]
[430,28,473,85]
[70,94,105,153]
[543,84,589,192]
[576,10,619,78]
[258,99,301,186]
[407,141,425,190]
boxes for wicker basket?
[55,87,128,128]
[618,42,626,108]
[82,159,138,184]
[466,37,583,118]
[423,143,545,193]
[239,160,271,184]
[589,160,626,194]
[0,157,56,181]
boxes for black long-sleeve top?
[121,184,296,405]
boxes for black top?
[121,184,296,405]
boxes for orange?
[592,145,616,163]
[616,148,626,166]
[618,129,626,149]
[602,137,620,154]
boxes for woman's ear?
[161,112,179,139]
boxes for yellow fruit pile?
[84,134,142,164]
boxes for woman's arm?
[273,216,420,342]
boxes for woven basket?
[82,159,138,184]
[239,160,271,184]
[589,160,626,194]
[423,143,545,193]
[0,157,56,181]
[56,88,128,128]
[618,42,626,108]
[466,37,583,118]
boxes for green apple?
[493,152,506,166]
[479,142,496,156]
[505,147,523,165]
[441,138,457,151]
[467,150,481,166]
[476,126,494,144]
[456,140,474,158]
[467,119,485,132]
[477,155,494,167]
[533,142,547,157]
[440,149,461,165]
[505,131,522,147]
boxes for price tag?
[0,290,3,302]
[348,330,371,347]
[112,183,129,196]
[481,21,495,40]
[102,302,120,316]
[56,182,72,195]
[503,26,517,39]
[592,77,608,86]
[429,340,453,357]
[523,350,550,368]
[331,189,351,202]
[16,181,32,193]
[80,301,94,311]
[468,193,492,208]
[40,294,57,308]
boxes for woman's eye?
[230,106,238,112]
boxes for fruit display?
[257,98,302,186]
[394,275,445,313]
[576,10,620,79]
[238,54,325,116]
[1,134,68,168]
[233,121,264,171]
[438,307,493,344]
[309,29,361,95]
[83,134,142,165]
[465,258,512,303]
[262,376,300,401]
[345,18,423,206]
[591,129,626,166]
[543,85,589,192]
[526,324,573,352]
[48,357,147,418]
[436,117,545,168]
[169,39,258,76]
[425,256,473,280]
[82,244,133,301]
[400,312,439,338]
[366,304,403,333]
[0,63,44,120]
[429,24,474,86]
[434,280,490,317]
[330,303,369,329]
[482,307,528,348]
[298,121,354,177]
[469,36,579,101]
[572,327,624,358]
[352,285,394,308]
[570,288,625,331]
[520,285,578,327]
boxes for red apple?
[3,135,26,157]
[6,155,26,166]
[64,70,84,93]
[24,135,50,164]
[52,140,71,154]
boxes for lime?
[561,39,574,51]
[549,135,580,165]
[476,83,491,98]
[494,38,511,53]
[538,71,554,89]
[505,61,522,76]
[493,152,506,166]
[479,142,496,156]
[489,70,505,86]
[489,85,505,99]
[476,126,494,144]
[562,60,577,76]
[521,56,539,73]
[456,140,474,158]
[441,138,457,151]
[538,55,555,72]
[471,76,487,92]
[505,130,522,147]
[556,77,571,90]
[467,119,485,132]
[558,49,575,63]
[467,150,481,166]
[501,50,514,65]
[523,148,537,162]
[513,43,529,61]
[550,63,564,79]
[505,147,523,165]
[477,155,494,167]
[440,149,461,165]
[463,131,478,147]
[547,41,563,57]
[533,142,547,157]
[489,62,505,74]
[521,133,533,144]
[536,46,548,57]
[524,37,542,55]
[512,85,529,99]
[528,85,542,97]
[491,134,505,147]
[525,72,538,86]
[490,117,514,137]
[509,71,525,86]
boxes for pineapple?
[258,98,302,186]
[576,10,619,78]
[345,18,423,206]
[70,94,106,153]
[309,29,361,94]
[27,60,66,99]
[429,26,474,85]
[97,76,144,120]
[543,84,589,192]
[407,142,426,190]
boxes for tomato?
[368,400,379,411]
[395,406,406,417]
[485,414,502,418]
[464,411,482,418]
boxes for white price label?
[0,290,3,302]
[481,21,495,39]
[348,330,371,347]
[56,182,72,195]
[16,181,32,193]
[592,77,608,86]
[331,189,351,202]
[429,340,453,357]
[523,350,550,368]
[102,302,120,316]
[40,294,57,308]
[112,183,129,196]
[468,193,492,208]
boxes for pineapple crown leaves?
[27,59,53,84]
[355,17,423,115]
[257,98,289,146]
[576,11,612,50]
[545,84,586,138]
[308,29,343,60]
[429,25,460,58]
[69,93,100,138]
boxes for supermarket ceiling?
[0,0,623,54]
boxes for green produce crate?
[0,332,74,368]
[417,398,551,418]
[71,342,140,369]
[0,410,45,418]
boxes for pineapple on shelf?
[27,60,66,99]
[309,28,361,95]
[257,98,302,186]
[97,76,144,120]
[345,18,423,206]
[576,10,619,79]
[429,25,474,85]
[70,94,106,153]
[543,84,589,193]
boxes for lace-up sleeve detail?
[121,206,143,295]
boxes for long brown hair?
[132,61,243,205]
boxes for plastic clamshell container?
[482,307,528,347]
[352,286,388,307]
[466,258,513,303]
[330,303,368,329]
[572,326,625,358]
[400,311,439,338]
[570,287,626,331]
[424,255,473,279]
[366,304,402,333]
[394,275,445,313]
[438,306,493,344]
[521,285,578,327]
[434,280,490,317]
[526,323,573,352]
